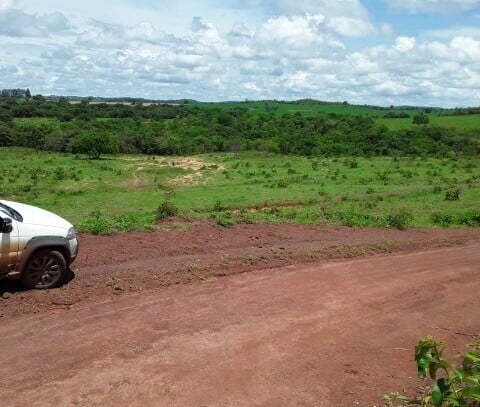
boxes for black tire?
[21,250,67,289]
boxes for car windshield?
[0,202,23,222]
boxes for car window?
[0,203,22,222]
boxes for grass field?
[197,100,421,117]
[200,101,480,130]
[378,114,480,130]
[1,147,479,233]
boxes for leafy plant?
[77,210,112,235]
[386,337,480,407]
[386,210,413,230]
[431,213,453,227]
[156,200,178,220]
[213,199,228,211]
[445,189,461,201]
[216,214,238,228]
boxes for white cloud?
[425,26,480,39]
[395,36,416,52]
[0,0,15,9]
[255,14,325,48]
[273,0,370,20]
[283,71,317,92]
[191,16,209,32]
[326,16,376,37]
[243,81,261,91]
[450,36,480,60]
[0,7,70,37]
[387,0,480,13]
[124,22,166,43]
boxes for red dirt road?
[1,242,479,406]
[1,222,479,319]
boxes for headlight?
[67,227,77,240]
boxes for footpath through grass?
[1,147,479,233]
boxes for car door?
[0,216,19,275]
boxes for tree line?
[0,98,479,158]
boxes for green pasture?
[1,147,479,233]
[13,109,480,134]
[377,114,480,130]
[197,101,423,117]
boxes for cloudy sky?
[1,0,480,106]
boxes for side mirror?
[0,217,13,233]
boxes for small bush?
[385,337,480,407]
[217,215,237,228]
[445,188,460,201]
[344,158,358,169]
[386,210,413,230]
[457,211,480,227]
[113,213,155,232]
[213,200,227,211]
[156,201,178,221]
[78,211,112,235]
[431,212,453,227]
[277,179,289,188]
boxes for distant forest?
[0,97,479,158]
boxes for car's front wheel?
[21,250,67,289]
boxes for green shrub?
[336,210,376,227]
[385,337,480,407]
[217,215,237,228]
[412,113,429,125]
[431,213,453,227]
[78,211,112,235]
[113,213,155,232]
[445,188,460,201]
[386,210,413,230]
[457,211,480,227]
[277,179,289,188]
[156,201,178,220]
[213,200,227,211]
[344,158,359,169]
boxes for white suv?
[0,200,79,289]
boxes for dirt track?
[0,225,479,406]
[1,221,479,319]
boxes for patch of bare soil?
[166,157,224,186]
[0,221,478,320]
[120,156,224,187]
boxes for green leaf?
[463,352,480,368]
[418,356,432,377]
[431,382,443,407]
[456,370,465,381]
[460,387,480,401]
[437,378,449,395]
[465,375,480,385]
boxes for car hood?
[0,200,72,230]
